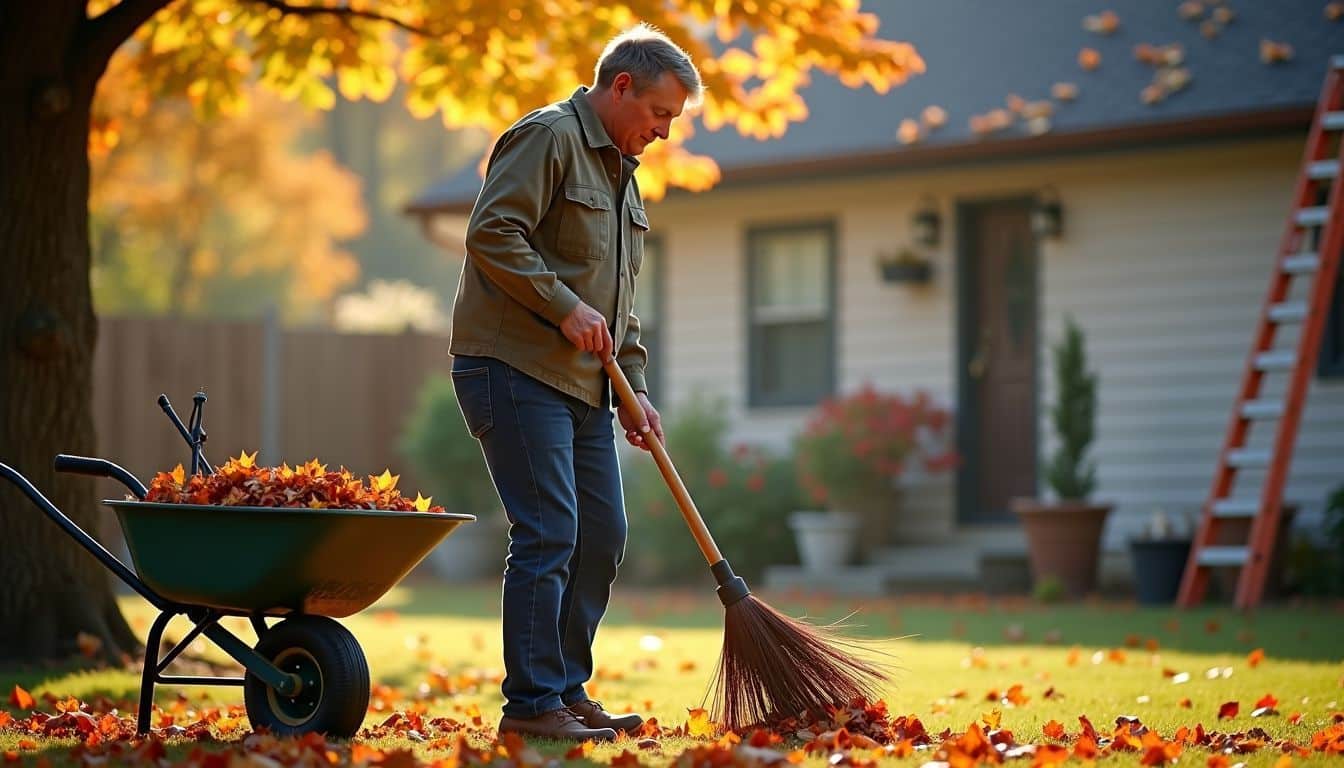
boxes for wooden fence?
[92,315,453,504]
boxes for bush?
[622,394,803,584]
[793,384,957,509]
[1287,483,1344,596]
[1044,316,1098,500]
[398,374,500,517]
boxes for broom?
[604,359,890,732]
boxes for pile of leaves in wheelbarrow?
[144,452,445,513]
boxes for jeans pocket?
[451,367,494,438]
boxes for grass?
[3,582,1344,766]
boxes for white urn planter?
[788,510,861,570]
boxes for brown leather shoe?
[568,699,644,733]
[498,707,616,742]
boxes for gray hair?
[594,23,704,108]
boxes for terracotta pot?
[1011,498,1112,598]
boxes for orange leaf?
[1043,720,1066,740]
[1247,648,1265,667]
[1004,684,1029,707]
[1180,697,1193,708]
[564,740,595,759]
[8,686,33,710]
[1208,755,1230,768]
[1256,693,1280,709]
[611,749,642,767]
[1218,701,1240,719]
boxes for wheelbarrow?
[0,391,474,738]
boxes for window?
[747,223,836,407]
[634,235,663,398]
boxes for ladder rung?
[1268,300,1309,323]
[1284,253,1320,273]
[1241,398,1284,419]
[1255,351,1296,371]
[1307,161,1338,180]
[1227,449,1271,468]
[1198,546,1249,567]
[1324,112,1344,131]
[1212,499,1258,517]
[1296,207,1329,227]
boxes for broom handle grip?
[604,358,723,565]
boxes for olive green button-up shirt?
[449,88,650,408]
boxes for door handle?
[968,327,991,379]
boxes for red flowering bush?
[794,384,958,507]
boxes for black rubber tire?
[243,615,370,738]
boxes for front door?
[957,199,1039,523]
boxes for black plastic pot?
[1129,538,1191,604]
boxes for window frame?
[635,233,666,398]
[744,220,838,409]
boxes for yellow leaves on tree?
[90,51,365,321]
[94,0,923,202]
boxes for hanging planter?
[878,248,933,284]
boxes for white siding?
[646,136,1344,548]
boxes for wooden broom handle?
[603,358,723,565]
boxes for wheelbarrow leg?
[138,611,174,735]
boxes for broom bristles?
[710,594,891,732]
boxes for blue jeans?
[451,355,627,718]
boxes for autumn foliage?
[143,452,444,513]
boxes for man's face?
[607,71,688,156]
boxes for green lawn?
[3,583,1343,766]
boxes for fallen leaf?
[1043,720,1066,740]
[687,707,715,738]
[1219,701,1240,719]
[564,739,596,759]
[8,686,33,711]
[1247,648,1265,668]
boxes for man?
[448,25,702,741]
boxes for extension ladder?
[1177,55,1344,609]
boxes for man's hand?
[560,301,614,361]
[618,392,664,451]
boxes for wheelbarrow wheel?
[243,615,369,738]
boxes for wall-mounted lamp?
[1031,186,1064,240]
[912,197,941,248]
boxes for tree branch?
[252,0,440,38]
[78,0,173,77]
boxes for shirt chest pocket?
[629,206,650,275]
[557,185,612,260]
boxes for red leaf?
[611,749,642,766]
[1218,701,1240,719]
[1247,648,1265,667]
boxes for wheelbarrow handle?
[55,454,149,500]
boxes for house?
[405,1,1344,594]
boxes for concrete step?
[762,564,893,596]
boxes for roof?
[407,1,1341,214]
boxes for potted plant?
[793,385,958,568]
[400,373,509,580]
[1011,316,1112,598]
[1128,508,1192,604]
[878,247,933,284]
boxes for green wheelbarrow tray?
[104,500,475,617]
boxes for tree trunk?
[0,4,140,662]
